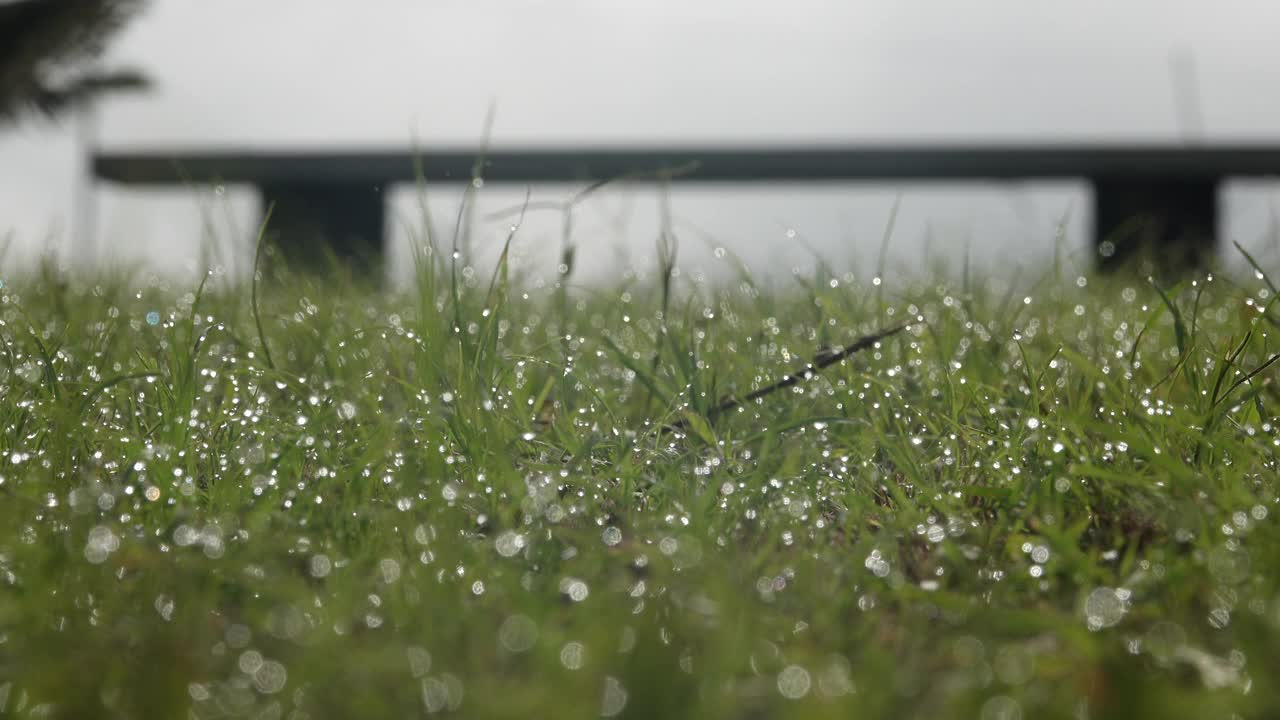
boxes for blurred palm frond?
[0,0,148,122]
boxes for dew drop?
[1084,587,1126,630]
[777,665,811,699]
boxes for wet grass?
[1,241,1280,719]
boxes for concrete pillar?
[257,182,386,279]
[1092,177,1218,273]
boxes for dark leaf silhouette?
[0,0,148,122]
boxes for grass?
[1,228,1279,719]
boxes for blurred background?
[2,0,1280,285]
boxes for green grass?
[1,237,1279,719]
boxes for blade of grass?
[250,203,276,371]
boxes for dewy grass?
[0,244,1279,719]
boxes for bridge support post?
[1092,177,1218,274]
[257,182,386,280]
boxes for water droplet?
[309,554,332,578]
[864,550,891,578]
[1084,587,1126,630]
[777,665,811,699]
[560,577,589,602]
[602,526,623,547]
[600,677,628,717]
[145,311,160,326]
[406,647,432,677]
[226,624,251,648]
[560,641,585,670]
[238,649,264,674]
[16,362,40,384]
[1208,607,1231,629]
[817,656,855,697]
[495,531,526,558]
[337,401,357,420]
[498,614,538,653]
[253,660,288,694]
[1208,545,1250,585]
[981,695,1022,720]
[154,594,175,621]
[421,677,448,712]
[379,558,401,584]
[83,525,119,564]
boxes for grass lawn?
[1,232,1279,719]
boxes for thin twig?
[665,321,917,433]
[1212,351,1280,410]
[482,161,702,221]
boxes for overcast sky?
[3,0,1279,283]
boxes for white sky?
[2,0,1279,283]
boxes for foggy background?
[3,0,1280,285]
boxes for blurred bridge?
[93,144,1280,276]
